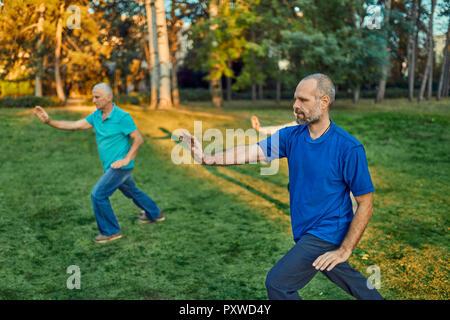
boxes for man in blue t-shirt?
[181,73,384,300]
[34,83,165,244]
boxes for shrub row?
[0,96,62,108]
[0,88,421,109]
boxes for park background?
[0,0,448,299]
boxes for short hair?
[301,73,335,107]
[93,82,113,98]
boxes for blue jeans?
[91,168,161,236]
[265,233,384,300]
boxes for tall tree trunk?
[258,83,263,100]
[226,60,232,101]
[154,0,172,109]
[407,0,418,101]
[251,83,256,101]
[113,65,120,96]
[226,76,232,101]
[209,0,223,108]
[418,0,436,102]
[171,57,180,106]
[427,39,434,100]
[145,0,158,109]
[168,4,182,108]
[35,3,45,97]
[375,0,392,103]
[55,2,66,102]
[353,84,361,104]
[437,22,450,100]
[276,78,281,105]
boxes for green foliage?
[179,88,212,101]
[114,94,140,106]
[0,95,60,108]
[0,80,34,97]
[281,30,345,85]
[0,1,112,96]
[189,0,260,81]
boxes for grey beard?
[296,115,320,125]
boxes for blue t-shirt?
[257,120,375,245]
[85,104,137,172]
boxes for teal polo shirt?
[85,104,138,171]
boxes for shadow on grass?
[204,166,290,214]
[163,128,290,213]
[225,165,290,189]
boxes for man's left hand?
[111,158,130,169]
[312,248,352,272]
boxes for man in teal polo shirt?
[34,83,165,243]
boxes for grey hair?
[301,73,335,107]
[93,82,113,98]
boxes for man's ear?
[320,95,330,109]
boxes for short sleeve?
[121,113,138,136]
[257,127,289,163]
[343,145,375,196]
[85,111,96,126]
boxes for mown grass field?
[0,97,448,299]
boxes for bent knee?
[265,268,283,290]
[91,188,106,201]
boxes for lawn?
[0,97,448,299]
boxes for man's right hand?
[251,115,260,132]
[180,130,205,164]
[34,106,50,124]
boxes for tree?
[418,0,436,102]
[92,0,143,95]
[144,0,158,109]
[407,0,421,102]
[167,0,190,107]
[54,2,66,101]
[35,3,45,97]
[0,0,46,95]
[189,0,255,108]
[375,0,392,103]
[208,0,224,108]
[154,0,172,109]
[437,2,449,100]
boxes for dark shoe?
[94,232,122,243]
[138,210,165,224]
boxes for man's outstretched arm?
[251,115,297,135]
[34,106,92,131]
[180,131,267,166]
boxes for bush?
[336,88,418,100]
[179,88,211,101]
[0,95,60,108]
[114,94,140,106]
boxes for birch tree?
[418,0,436,102]
[154,0,172,109]
[375,0,392,103]
[145,0,158,109]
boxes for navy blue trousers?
[265,233,384,300]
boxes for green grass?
[0,97,449,299]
